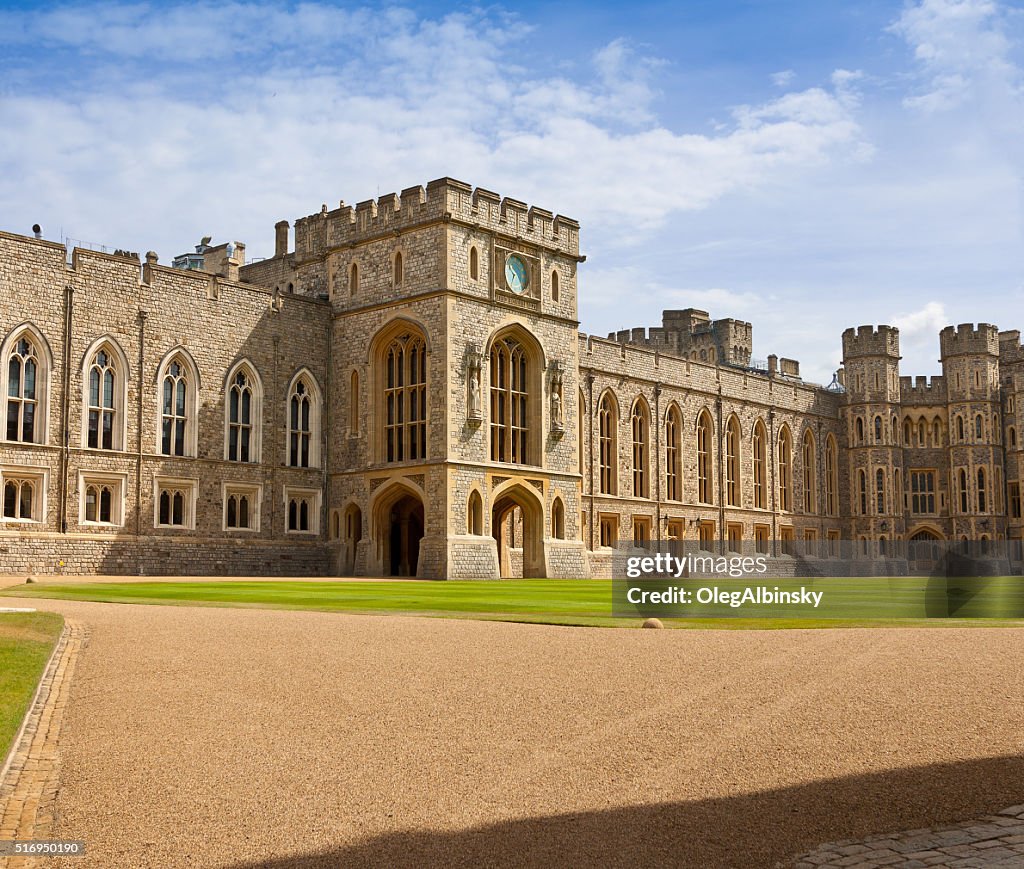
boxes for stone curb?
[0,619,87,868]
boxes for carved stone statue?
[469,372,481,416]
[551,389,562,425]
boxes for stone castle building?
[1,177,1022,578]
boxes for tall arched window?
[385,332,428,463]
[665,405,682,501]
[551,497,565,539]
[933,417,942,445]
[975,414,983,440]
[855,416,864,445]
[876,468,885,514]
[393,251,403,287]
[752,419,767,509]
[977,467,987,512]
[160,358,189,456]
[551,269,560,302]
[725,415,740,507]
[904,419,912,445]
[859,470,867,515]
[825,435,838,516]
[598,392,617,495]
[802,431,816,514]
[918,419,926,446]
[225,362,262,463]
[349,262,359,295]
[959,469,969,513]
[778,426,792,511]
[631,399,649,498]
[288,375,321,468]
[5,333,45,443]
[697,410,713,504]
[874,415,882,443]
[86,345,123,450]
[957,415,965,441]
[489,335,529,464]
[469,246,479,281]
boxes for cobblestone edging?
[793,804,1024,867]
[0,620,86,868]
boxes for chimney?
[768,354,778,376]
[274,220,289,258]
[837,367,846,387]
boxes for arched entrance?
[492,483,545,578]
[341,503,362,576]
[909,527,943,570]
[373,484,425,577]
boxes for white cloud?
[893,301,949,339]
[771,69,795,87]
[888,0,1021,111]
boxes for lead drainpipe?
[716,392,725,553]
[135,310,147,551]
[587,370,595,552]
[654,382,662,543]
[58,285,74,535]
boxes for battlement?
[608,309,753,367]
[998,329,1024,365]
[900,375,947,404]
[938,323,999,358]
[841,325,900,359]
[290,177,581,263]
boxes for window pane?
[7,402,19,441]
[239,496,249,528]
[173,492,184,525]
[230,389,239,423]
[163,378,173,414]
[23,359,35,399]
[2,481,14,518]
[300,500,309,531]
[7,357,19,397]
[176,381,186,416]
[88,409,99,448]
[103,370,114,408]
[174,420,185,455]
[86,487,97,522]
[160,491,170,525]
[289,499,297,530]
[227,496,237,527]
[241,390,250,423]
[19,482,33,519]
[100,488,112,523]
[162,419,171,455]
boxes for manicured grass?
[3,579,1024,629]
[0,611,64,764]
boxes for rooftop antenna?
[32,224,41,239]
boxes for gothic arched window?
[5,333,45,443]
[598,392,617,495]
[778,426,792,511]
[288,376,321,468]
[384,333,428,463]
[226,363,262,462]
[725,416,740,507]
[631,399,649,498]
[753,419,767,509]
[665,405,682,501]
[489,335,529,465]
[697,410,714,504]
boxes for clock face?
[504,255,529,294]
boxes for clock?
[504,254,529,294]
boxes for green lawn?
[3,578,1024,629]
[0,611,64,764]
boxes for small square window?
[154,477,197,530]
[223,484,261,532]
[79,472,126,526]
[285,487,320,535]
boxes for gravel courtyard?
[11,598,1024,868]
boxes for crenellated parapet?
[841,324,900,359]
[900,375,947,405]
[608,309,754,367]
[939,323,999,359]
[291,177,581,263]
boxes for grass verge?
[3,579,1024,630]
[0,611,64,764]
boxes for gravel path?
[6,598,1024,868]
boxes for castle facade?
[1,178,1021,578]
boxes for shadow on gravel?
[228,754,1024,868]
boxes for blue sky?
[0,0,1021,383]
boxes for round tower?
[841,325,904,551]
[940,323,1004,541]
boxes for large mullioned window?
[7,338,39,443]
[227,370,255,462]
[289,379,313,467]
[802,431,816,514]
[87,347,119,450]
[161,360,188,456]
[489,336,529,465]
[725,416,740,507]
[385,334,427,463]
[665,405,682,501]
[697,410,713,504]
[778,426,792,511]
[598,393,617,495]
[753,419,767,509]
[631,399,649,498]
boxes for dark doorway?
[386,494,424,577]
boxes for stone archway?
[491,483,545,578]
[372,484,425,577]
[909,527,943,570]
